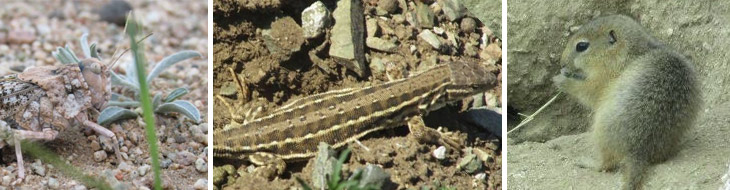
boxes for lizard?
[213,60,496,178]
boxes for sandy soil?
[213,0,502,189]
[0,0,208,189]
[506,0,730,189]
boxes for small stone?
[94,150,108,162]
[418,30,441,49]
[461,17,477,33]
[213,165,235,186]
[440,0,467,21]
[433,146,447,160]
[99,135,115,152]
[48,177,60,189]
[7,30,35,44]
[31,160,46,176]
[90,141,101,151]
[377,0,398,14]
[350,164,390,189]
[195,158,207,173]
[173,151,197,166]
[458,148,484,174]
[160,159,173,169]
[366,18,379,37]
[369,57,386,74]
[312,142,337,189]
[481,43,502,61]
[219,82,238,96]
[118,161,132,172]
[475,172,487,181]
[301,1,331,39]
[138,165,151,176]
[366,37,398,52]
[72,185,87,190]
[193,179,207,190]
[329,0,367,76]
[414,2,435,28]
[2,176,12,186]
[98,0,133,26]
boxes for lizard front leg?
[75,113,123,164]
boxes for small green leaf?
[155,100,201,123]
[164,88,189,103]
[98,106,139,125]
[80,33,91,58]
[63,45,80,63]
[107,100,140,107]
[111,72,140,91]
[90,43,99,59]
[152,94,162,109]
[146,50,202,84]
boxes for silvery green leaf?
[152,94,162,109]
[64,44,80,63]
[164,88,189,103]
[111,93,134,101]
[90,43,99,59]
[111,71,140,91]
[80,33,91,58]
[98,106,139,125]
[146,50,202,84]
[155,100,201,123]
[125,62,139,85]
[107,100,140,108]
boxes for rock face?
[329,0,367,77]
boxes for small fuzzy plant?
[97,39,202,125]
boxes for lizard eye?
[576,41,589,52]
[608,30,617,44]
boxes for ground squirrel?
[553,15,701,189]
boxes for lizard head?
[446,61,496,101]
[79,58,111,110]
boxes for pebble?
[461,17,477,33]
[7,30,35,44]
[94,150,108,162]
[440,0,467,21]
[301,1,331,39]
[2,176,12,186]
[418,29,442,49]
[366,18,379,37]
[350,164,390,189]
[138,165,151,176]
[118,161,132,172]
[433,146,447,160]
[195,158,207,173]
[369,57,386,74]
[173,151,197,166]
[160,159,173,169]
[366,37,398,52]
[193,179,207,190]
[72,185,87,190]
[48,177,60,189]
[377,0,398,14]
[414,2,435,28]
[98,0,133,26]
[90,141,101,151]
[219,82,237,96]
[99,135,115,152]
[481,43,502,61]
[31,160,46,176]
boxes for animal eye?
[609,30,617,44]
[88,63,101,74]
[576,42,589,52]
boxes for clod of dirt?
[97,0,133,26]
[263,16,305,61]
[329,0,367,77]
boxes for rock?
[2,176,11,186]
[72,185,87,190]
[193,179,207,190]
[213,165,235,186]
[31,160,46,176]
[7,30,35,44]
[329,0,368,77]
[99,135,115,152]
[461,17,477,33]
[173,151,197,166]
[302,1,331,39]
[350,164,390,189]
[369,57,386,75]
[366,18,379,37]
[118,161,132,172]
[433,146,447,160]
[418,29,441,49]
[90,140,101,151]
[312,142,337,189]
[262,16,304,61]
[98,0,133,26]
[219,82,238,96]
[377,0,398,14]
[481,43,501,61]
[414,2,435,28]
[48,177,60,189]
[458,148,484,174]
[160,159,172,169]
[138,164,150,176]
[94,150,108,162]
[440,0,467,21]
[195,158,207,173]
[366,37,398,52]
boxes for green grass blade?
[125,14,162,190]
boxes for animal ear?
[608,30,617,44]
